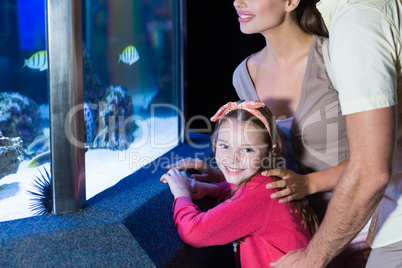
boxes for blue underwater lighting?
[18,0,46,51]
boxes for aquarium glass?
[0,0,181,222]
[0,0,51,221]
[83,0,180,200]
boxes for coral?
[27,134,49,155]
[83,46,105,104]
[83,102,95,144]
[0,92,44,157]
[81,46,107,145]
[82,47,137,149]
[0,135,23,179]
[1,46,138,161]
[92,85,137,150]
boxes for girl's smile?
[224,166,244,175]
[215,119,268,185]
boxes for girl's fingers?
[190,178,196,188]
[167,167,178,175]
[162,169,189,184]
[165,159,188,170]
[166,157,206,171]
[160,174,169,184]
[166,157,197,170]
[190,173,211,182]
[172,168,182,176]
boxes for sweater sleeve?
[172,188,271,248]
[216,181,232,199]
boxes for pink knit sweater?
[172,174,311,267]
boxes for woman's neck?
[259,22,313,67]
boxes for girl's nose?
[230,151,240,163]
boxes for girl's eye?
[243,148,254,153]
[218,143,229,149]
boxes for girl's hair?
[212,104,282,172]
[294,0,329,38]
[212,101,318,235]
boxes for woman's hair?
[212,101,318,235]
[293,0,329,38]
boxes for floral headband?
[210,100,275,147]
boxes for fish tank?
[0,0,184,221]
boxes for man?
[271,0,402,267]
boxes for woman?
[232,0,345,218]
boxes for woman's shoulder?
[233,54,253,76]
[232,53,260,101]
[313,34,328,43]
[234,51,261,71]
[311,35,328,57]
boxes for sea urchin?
[27,167,53,216]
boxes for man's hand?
[270,248,308,268]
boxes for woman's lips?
[237,12,255,23]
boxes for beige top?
[318,0,402,248]
[233,36,349,220]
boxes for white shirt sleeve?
[329,5,399,115]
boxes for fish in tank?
[0,0,181,222]
[22,50,48,71]
[119,45,140,66]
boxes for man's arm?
[271,106,396,267]
[303,106,396,266]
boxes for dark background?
[185,0,265,134]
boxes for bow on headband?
[210,100,274,144]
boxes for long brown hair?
[213,102,318,235]
[294,0,328,38]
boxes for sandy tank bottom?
[0,117,178,222]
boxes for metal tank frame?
[47,0,86,214]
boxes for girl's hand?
[160,168,192,199]
[165,157,225,183]
[190,180,207,200]
[263,169,309,203]
[191,180,220,200]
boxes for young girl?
[161,100,317,267]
